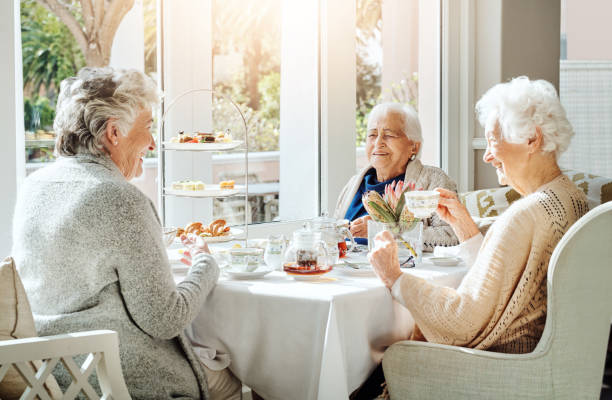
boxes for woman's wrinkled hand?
[349,215,372,238]
[180,234,211,266]
[435,188,480,242]
[368,231,403,288]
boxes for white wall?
[279,0,320,220]
[110,0,145,71]
[565,0,612,61]
[0,0,24,257]
[320,0,357,215]
[418,0,441,167]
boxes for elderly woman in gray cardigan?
[12,68,240,399]
[334,103,458,251]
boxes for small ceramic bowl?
[404,190,441,219]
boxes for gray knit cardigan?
[333,159,459,251]
[12,154,218,399]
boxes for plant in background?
[21,0,86,99]
[24,96,56,131]
[387,72,419,112]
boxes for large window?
[559,0,612,179]
[16,0,442,232]
[20,0,160,205]
[210,0,281,224]
[355,0,438,172]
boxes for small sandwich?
[171,180,185,190]
[196,132,216,142]
[215,130,233,143]
[192,180,205,191]
[219,180,235,190]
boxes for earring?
[409,153,416,161]
[114,141,118,145]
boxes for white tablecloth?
[174,257,467,400]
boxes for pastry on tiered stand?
[171,180,205,191]
[169,130,233,144]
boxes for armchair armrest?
[0,330,131,399]
[382,340,551,399]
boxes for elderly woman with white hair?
[334,102,458,251]
[12,68,241,399]
[368,77,589,357]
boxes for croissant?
[185,222,203,234]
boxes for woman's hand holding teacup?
[180,234,211,266]
[368,231,403,288]
[435,188,480,242]
[350,215,372,238]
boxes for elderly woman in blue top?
[333,103,458,251]
[12,68,241,399]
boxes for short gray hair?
[54,67,159,157]
[367,102,423,157]
[475,76,573,158]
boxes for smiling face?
[482,120,531,191]
[109,108,155,180]
[366,112,419,181]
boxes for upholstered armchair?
[382,201,612,399]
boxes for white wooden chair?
[0,329,131,400]
[382,201,612,399]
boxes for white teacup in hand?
[404,190,440,219]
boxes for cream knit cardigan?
[333,159,459,251]
[392,174,589,353]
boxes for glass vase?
[367,220,424,267]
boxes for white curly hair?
[475,76,573,158]
[367,102,423,158]
[54,67,159,157]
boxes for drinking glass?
[264,234,286,271]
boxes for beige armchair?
[382,201,612,399]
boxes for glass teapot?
[306,215,356,265]
[283,229,330,274]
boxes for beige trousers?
[203,364,242,400]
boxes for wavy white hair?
[367,102,423,158]
[475,76,573,158]
[54,67,159,157]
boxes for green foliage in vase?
[362,181,420,231]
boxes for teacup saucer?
[429,256,461,266]
[224,268,273,280]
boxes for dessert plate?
[173,227,244,244]
[162,140,243,151]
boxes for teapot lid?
[308,215,338,228]
[292,228,320,242]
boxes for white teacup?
[230,247,264,272]
[404,190,440,219]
